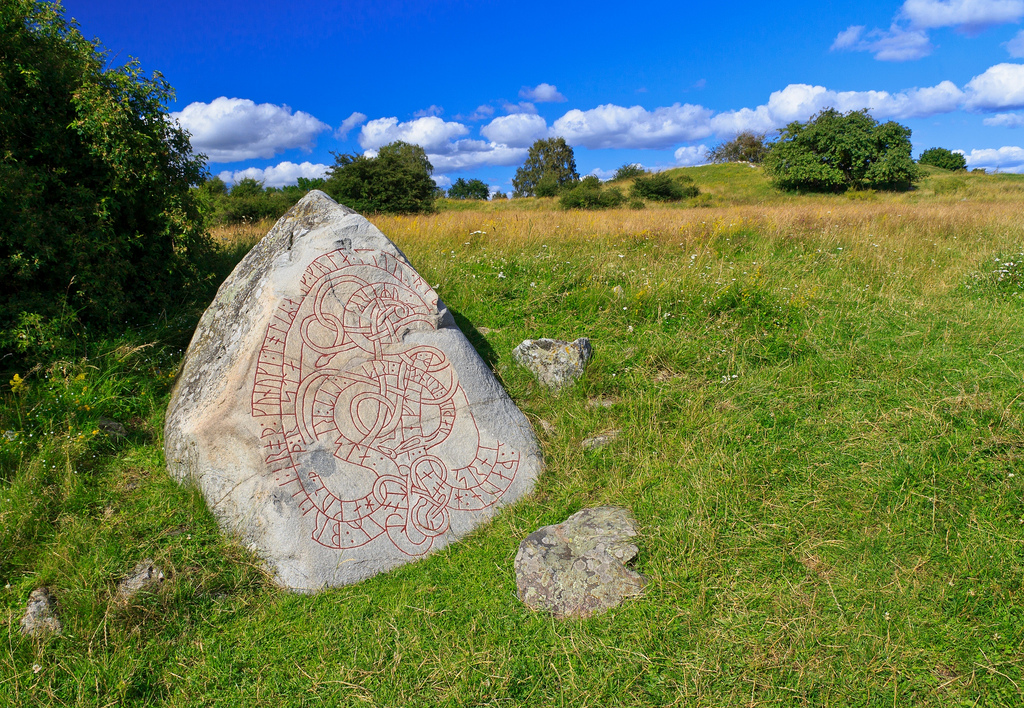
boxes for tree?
[629,173,700,201]
[323,141,436,214]
[763,109,919,192]
[707,132,771,164]
[613,163,646,180]
[0,0,212,335]
[512,137,579,197]
[447,177,490,200]
[919,147,967,171]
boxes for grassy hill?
[2,166,1024,706]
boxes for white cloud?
[588,168,617,181]
[519,83,567,103]
[334,112,367,140]
[984,111,1024,125]
[552,103,713,149]
[674,145,710,166]
[901,0,1024,31]
[964,63,1024,109]
[425,141,528,172]
[217,161,329,188]
[480,113,549,147]
[830,24,933,61]
[1006,29,1024,55]
[460,105,495,121]
[358,116,470,152]
[962,145,1024,171]
[433,175,452,188]
[414,105,444,118]
[501,100,538,114]
[172,97,330,163]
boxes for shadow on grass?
[450,309,498,369]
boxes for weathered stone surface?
[515,506,644,618]
[98,417,127,439]
[116,560,165,600]
[582,429,620,450]
[20,587,61,637]
[512,338,592,390]
[165,191,542,592]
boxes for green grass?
[2,174,1024,705]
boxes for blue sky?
[63,0,1024,191]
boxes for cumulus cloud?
[414,105,444,118]
[425,141,528,172]
[358,116,470,152]
[172,97,330,163]
[984,111,1024,125]
[519,83,567,103]
[710,81,964,136]
[965,63,1024,109]
[457,105,495,121]
[552,103,713,150]
[334,112,367,140]
[674,145,710,166]
[433,175,452,189]
[830,24,932,61]
[834,0,1024,61]
[501,100,538,114]
[962,145,1024,171]
[901,0,1024,31]
[217,161,330,188]
[480,113,549,147]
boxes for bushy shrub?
[629,173,700,201]
[559,176,626,210]
[448,177,490,200]
[708,132,771,164]
[919,147,967,171]
[763,108,919,192]
[323,141,436,214]
[0,0,212,337]
[613,163,647,180]
[492,191,508,200]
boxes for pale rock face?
[20,587,61,637]
[515,507,644,618]
[165,191,542,592]
[512,338,593,390]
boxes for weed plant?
[2,169,1023,706]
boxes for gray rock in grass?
[582,429,620,450]
[116,560,166,600]
[512,338,592,390]
[164,191,542,592]
[515,506,645,618]
[20,587,61,637]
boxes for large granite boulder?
[515,507,644,618]
[165,191,542,592]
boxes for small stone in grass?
[582,430,620,450]
[20,588,61,637]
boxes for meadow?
[2,164,1023,706]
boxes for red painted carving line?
[252,249,520,556]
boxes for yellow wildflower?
[9,374,25,394]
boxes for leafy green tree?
[559,176,626,210]
[629,172,699,201]
[447,177,490,200]
[323,141,436,214]
[613,163,647,180]
[0,0,212,335]
[512,137,579,197]
[918,147,967,171]
[707,132,771,164]
[763,109,919,192]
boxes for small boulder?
[116,560,166,600]
[98,417,127,439]
[515,506,644,618]
[582,430,620,450]
[20,587,61,637]
[512,338,592,390]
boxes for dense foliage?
[512,137,579,197]
[919,147,967,171]
[0,0,213,339]
[558,176,625,209]
[323,141,436,214]
[195,176,325,225]
[763,109,919,192]
[707,132,771,164]
[629,172,700,201]
[613,163,647,180]
[447,177,490,200]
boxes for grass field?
[2,165,1023,706]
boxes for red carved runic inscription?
[252,249,519,556]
